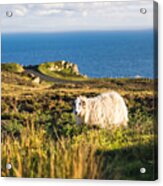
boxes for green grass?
[2,63,24,73]
[1,71,158,180]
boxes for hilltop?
[37,61,88,81]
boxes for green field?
[1,64,158,180]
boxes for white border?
[0,0,153,4]
[0,0,162,186]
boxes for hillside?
[1,63,158,180]
[2,63,24,73]
[37,61,88,81]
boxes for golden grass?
[2,117,156,179]
[1,72,158,180]
[2,121,103,178]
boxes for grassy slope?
[2,63,24,73]
[1,71,158,180]
[38,62,88,81]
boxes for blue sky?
[0,1,153,33]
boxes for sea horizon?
[1,30,154,78]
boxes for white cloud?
[40,3,65,9]
[82,11,88,17]
[14,7,27,16]
[36,9,62,16]
[0,1,153,33]
[64,9,75,16]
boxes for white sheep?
[73,91,128,128]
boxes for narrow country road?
[25,69,85,84]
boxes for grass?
[38,61,88,81]
[1,70,158,180]
[2,63,24,73]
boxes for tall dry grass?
[1,116,156,179]
[1,121,107,178]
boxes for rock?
[49,66,55,71]
[72,64,79,75]
[40,61,88,78]
[61,60,66,65]
[64,62,70,69]
[28,73,35,78]
[32,77,40,84]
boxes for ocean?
[1,30,154,78]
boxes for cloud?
[1,1,153,33]
[64,9,75,16]
[40,3,65,9]
[35,9,62,16]
[82,11,88,17]
[14,7,28,17]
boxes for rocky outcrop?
[38,60,88,79]
[48,60,80,75]
[71,64,79,75]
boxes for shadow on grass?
[94,142,158,181]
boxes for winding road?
[25,69,85,84]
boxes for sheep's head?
[73,96,87,117]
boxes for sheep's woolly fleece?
[74,91,128,128]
